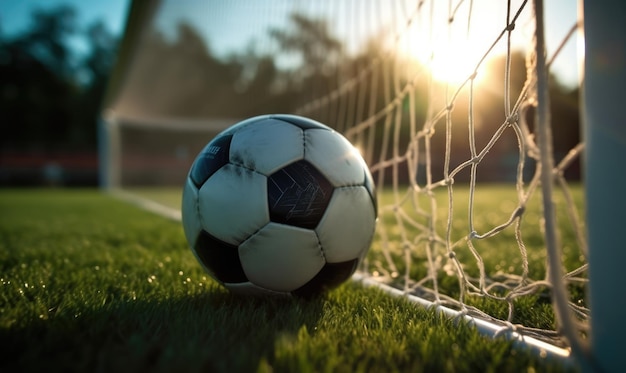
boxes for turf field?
[0,188,580,372]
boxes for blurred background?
[1,0,128,186]
[0,1,581,187]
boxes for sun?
[426,40,485,86]
[399,1,516,87]
[401,26,491,87]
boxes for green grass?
[0,188,578,372]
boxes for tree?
[0,5,78,151]
[269,13,342,84]
[0,5,119,153]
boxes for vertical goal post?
[582,0,626,372]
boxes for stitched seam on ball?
[196,191,206,230]
[227,161,267,177]
[302,129,307,160]
[315,230,326,261]
[337,184,366,190]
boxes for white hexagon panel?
[198,164,269,245]
[239,222,325,292]
[304,128,367,187]
[316,186,377,263]
[229,117,304,175]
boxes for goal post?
[582,0,626,371]
[98,0,160,190]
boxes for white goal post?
[582,0,626,372]
[98,0,626,371]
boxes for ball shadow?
[0,287,328,372]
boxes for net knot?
[506,22,516,32]
[448,251,456,260]
[505,113,518,126]
[494,321,517,339]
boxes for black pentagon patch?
[292,259,359,298]
[194,230,247,284]
[190,134,233,187]
[271,114,331,131]
[267,160,333,229]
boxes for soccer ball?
[181,114,377,297]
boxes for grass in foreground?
[0,189,576,372]
[130,184,586,331]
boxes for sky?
[1,0,130,33]
[0,0,130,55]
[153,0,581,88]
[1,0,580,88]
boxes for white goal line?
[110,189,182,221]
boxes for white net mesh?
[291,0,587,348]
[105,0,586,349]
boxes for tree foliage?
[0,5,118,152]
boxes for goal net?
[102,0,600,363]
